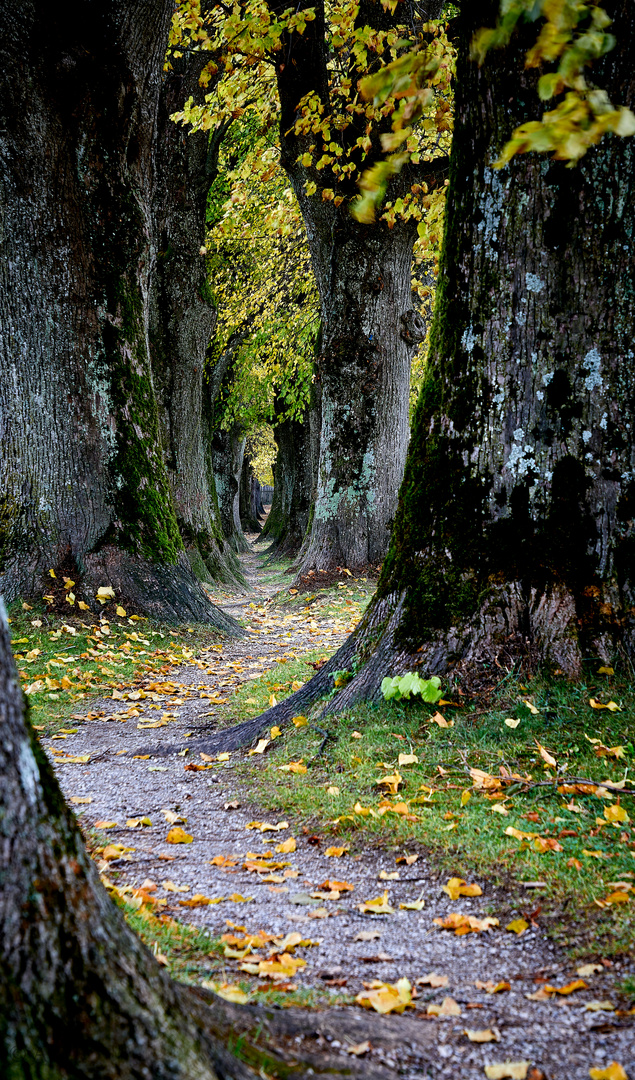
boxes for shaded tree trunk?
[259,403,316,557]
[150,48,241,591]
[193,0,635,750]
[0,0,238,632]
[212,425,251,554]
[239,456,263,534]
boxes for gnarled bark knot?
[400,309,427,346]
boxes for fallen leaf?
[585,1000,615,1012]
[577,964,604,977]
[521,698,540,715]
[292,715,308,727]
[227,893,253,902]
[351,731,363,739]
[589,699,621,712]
[505,718,521,729]
[475,980,511,994]
[430,711,454,727]
[484,1065,529,1080]
[358,890,395,914]
[375,771,403,795]
[126,817,152,828]
[354,930,381,941]
[166,827,193,844]
[346,1041,371,1056]
[70,796,93,804]
[279,761,307,774]
[604,804,629,824]
[224,800,240,810]
[491,803,509,816]
[96,585,115,601]
[589,1066,628,1080]
[209,855,238,867]
[506,918,529,935]
[427,996,461,1016]
[326,786,340,796]
[270,725,282,739]
[417,972,448,987]
[442,877,483,900]
[461,790,472,806]
[275,837,296,854]
[604,890,630,904]
[535,740,557,768]
[379,870,400,881]
[116,605,126,617]
[396,853,419,865]
[321,879,354,892]
[543,979,587,995]
[248,738,270,756]
[163,880,190,892]
[201,981,250,1004]
[433,913,499,935]
[398,753,419,766]
[400,896,426,910]
[246,820,288,832]
[179,894,223,907]
[355,977,413,1014]
[162,809,186,825]
[325,846,347,857]
[464,1028,500,1043]
[533,836,563,853]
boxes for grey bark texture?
[212,425,251,554]
[0,0,239,631]
[258,397,318,558]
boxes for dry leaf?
[491,803,509,815]
[585,1000,615,1012]
[116,605,126,617]
[163,880,189,892]
[126,816,152,828]
[275,837,296,854]
[201,981,250,1004]
[320,878,354,892]
[179,894,223,907]
[279,761,307,774]
[475,980,511,994]
[400,897,425,910]
[533,836,563,853]
[577,963,604,977]
[70,796,93,804]
[270,725,282,739]
[430,711,454,727]
[506,918,529,935]
[355,977,413,1014]
[375,771,402,795]
[346,1041,371,1056]
[166,827,193,844]
[162,809,186,825]
[396,853,419,865]
[442,877,483,900]
[325,846,347,857]
[398,753,419,766]
[326,786,340,796]
[589,699,621,712]
[505,718,521,729]
[358,890,395,914]
[354,930,380,941]
[433,913,499,935]
[535,740,557,767]
[249,738,270,756]
[543,979,587,995]
[464,1028,500,1043]
[604,804,629,824]
[209,855,238,867]
[227,893,253,902]
[589,1066,628,1080]
[95,821,117,829]
[246,820,288,832]
[427,997,461,1016]
[224,800,239,810]
[484,1064,529,1080]
[292,715,308,727]
[461,790,472,806]
[379,870,400,881]
[417,972,448,988]
[351,731,363,739]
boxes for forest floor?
[10,539,635,1080]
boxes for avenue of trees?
[2,0,635,1076]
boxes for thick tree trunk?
[150,55,241,591]
[259,407,315,557]
[239,456,263,534]
[0,0,238,631]
[290,201,422,573]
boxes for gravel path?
[46,548,635,1080]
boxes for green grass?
[234,666,635,957]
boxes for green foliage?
[380,672,442,702]
[473,1,635,165]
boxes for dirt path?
[46,546,635,1080]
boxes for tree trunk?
[212,426,251,554]
[258,407,315,557]
[150,51,241,591]
[288,201,422,574]
[239,456,263,534]
[0,0,238,631]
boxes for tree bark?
[0,0,239,631]
[239,456,263,534]
[258,403,316,557]
[212,425,251,554]
[150,51,241,591]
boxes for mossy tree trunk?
[0,0,239,631]
[239,456,263,535]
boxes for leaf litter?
[38,546,635,1079]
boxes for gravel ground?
[45,550,635,1080]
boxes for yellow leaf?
[355,978,413,1014]
[270,725,282,739]
[521,698,540,714]
[166,827,193,844]
[268,694,277,707]
[475,980,511,993]
[417,972,448,987]
[398,753,418,766]
[605,890,630,904]
[427,996,461,1016]
[505,826,539,841]
[491,803,509,815]
[589,698,621,711]
[116,605,126,617]
[279,760,307,774]
[95,820,117,829]
[325,846,347,857]
[201,981,250,1004]
[70,796,93,804]
[536,740,557,767]
[249,738,270,755]
[49,568,57,578]
[604,804,629,823]
[227,893,253,902]
[430,711,454,727]
[464,1028,500,1042]
[434,913,498,934]
[543,979,587,995]
[598,666,614,675]
[96,585,115,601]
[442,877,483,901]
[326,785,340,796]
[504,718,521,728]
[358,890,395,914]
[589,1065,628,1080]
[376,771,402,795]
[179,894,223,907]
[78,601,90,610]
[275,837,296,854]
[245,820,288,832]
[484,1065,529,1080]
[400,897,425,910]
[577,963,604,977]
[351,730,363,739]
[585,1000,615,1012]
[292,715,308,727]
[506,918,529,935]
[379,870,399,881]
[162,880,189,892]
[461,790,472,806]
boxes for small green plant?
[332,668,353,689]
[380,672,442,702]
